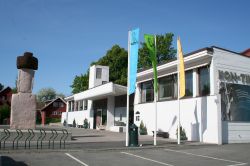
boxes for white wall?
[213,48,250,144]
[61,110,93,128]
[89,65,109,89]
[134,95,220,144]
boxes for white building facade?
[61,65,128,132]
[134,46,250,144]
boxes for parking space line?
[121,152,174,166]
[164,148,247,166]
[65,153,89,166]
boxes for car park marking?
[65,153,89,166]
[121,152,174,166]
[164,148,247,166]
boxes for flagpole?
[125,30,131,147]
[177,37,181,145]
[154,35,157,146]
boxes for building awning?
[68,82,127,101]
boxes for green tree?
[0,104,10,124]
[92,45,128,86]
[37,88,57,102]
[0,83,4,91]
[138,33,176,69]
[71,74,89,94]
[71,45,128,94]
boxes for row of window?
[68,100,88,112]
[53,102,64,108]
[52,111,62,115]
[140,66,210,103]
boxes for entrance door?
[96,109,102,128]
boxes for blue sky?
[0,0,249,96]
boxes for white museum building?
[62,46,250,144]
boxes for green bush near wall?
[46,117,61,124]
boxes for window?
[52,111,58,115]
[159,74,177,100]
[84,100,88,110]
[79,100,83,110]
[185,70,193,97]
[68,101,71,112]
[141,81,154,103]
[102,81,107,84]
[198,66,210,96]
[96,68,102,79]
[60,102,64,107]
[53,102,59,107]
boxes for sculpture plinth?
[10,52,38,129]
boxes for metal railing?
[0,128,69,150]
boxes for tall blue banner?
[129,28,139,95]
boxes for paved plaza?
[0,127,250,166]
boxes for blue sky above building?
[0,0,249,96]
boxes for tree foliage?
[92,45,128,86]
[138,33,176,69]
[0,104,10,124]
[70,33,176,94]
[71,45,128,94]
[37,88,57,102]
[0,83,4,91]
[71,74,89,94]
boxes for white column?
[107,96,115,130]
[210,59,215,95]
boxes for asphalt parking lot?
[1,143,250,166]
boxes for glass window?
[84,100,88,110]
[53,102,59,107]
[60,102,64,107]
[185,70,193,97]
[96,68,102,79]
[141,81,154,103]
[198,66,210,96]
[159,74,177,100]
[79,100,83,110]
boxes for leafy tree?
[0,83,4,91]
[0,104,10,124]
[92,45,128,86]
[37,88,57,102]
[56,93,66,99]
[71,74,89,94]
[71,45,128,94]
[138,33,176,69]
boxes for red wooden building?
[40,97,66,125]
[0,87,12,107]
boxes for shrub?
[83,118,89,129]
[139,121,147,135]
[0,104,10,124]
[63,119,67,126]
[46,117,61,124]
[176,125,188,140]
[72,119,76,127]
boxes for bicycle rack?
[13,129,23,149]
[48,129,55,149]
[25,129,35,149]
[52,129,58,149]
[0,129,10,149]
[61,129,69,149]
[16,129,23,149]
[40,129,46,149]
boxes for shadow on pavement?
[0,156,28,166]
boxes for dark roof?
[241,48,250,57]
[40,97,66,112]
[0,87,12,96]
[138,46,249,73]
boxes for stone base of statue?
[10,93,36,129]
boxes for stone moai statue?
[10,52,38,129]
